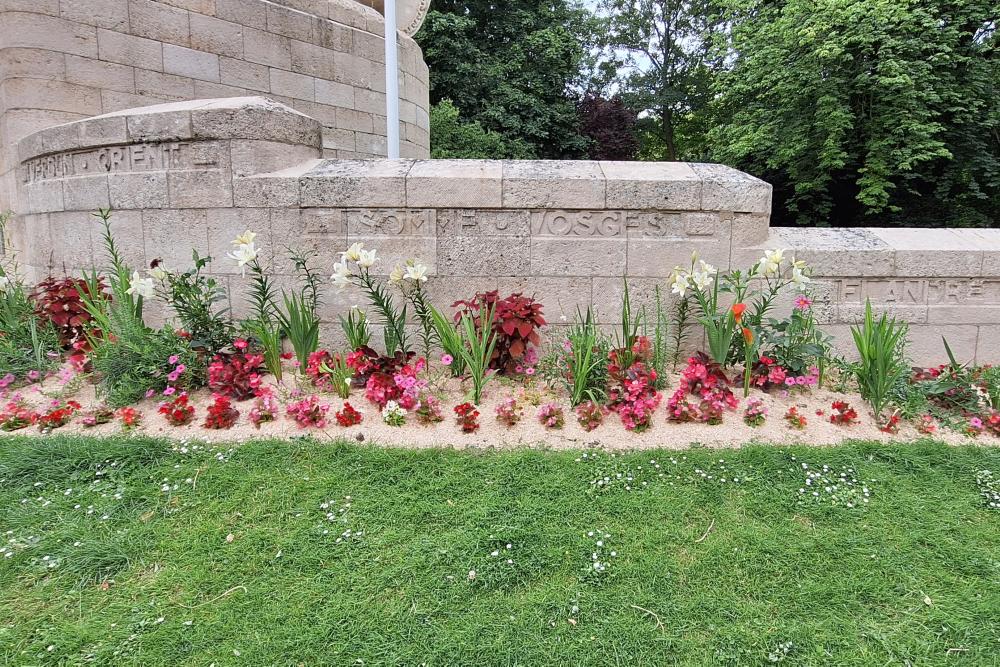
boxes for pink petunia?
[168,355,180,365]
[441,354,453,366]
[163,386,176,396]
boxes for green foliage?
[850,300,909,418]
[429,100,534,159]
[91,323,201,407]
[355,270,409,356]
[710,0,999,227]
[339,309,371,350]
[641,286,670,388]
[156,251,233,354]
[565,308,609,406]
[427,303,467,377]
[764,305,834,380]
[277,248,323,369]
[456,303,498,405]
[418,1,597,158]
[319,354,353,400]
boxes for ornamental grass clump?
[850,300,908,419]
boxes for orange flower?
[731,303,747,323]
[742,327,754,345]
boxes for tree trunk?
[661,106,678,161]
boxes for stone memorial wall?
[7,96,999,364]
[0,0,431,214]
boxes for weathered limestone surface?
[10,97,1000,364]
[0,0,431,215]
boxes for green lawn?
[1,436,998,666]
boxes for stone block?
[230,139,320,176]
[243,26,291,69]
[318,20,353,51]
[22,180,64,214]
[156,0,215,12]
[760,227,896,278]
[343,235,437,276]
[627,238,729,278]
[355,132,387,156]
[97,28,163,69]
[167,170,233,208]
[315,79,354,108]
[109,172,169,209]
[690,162,772,214]
[322,127,356,152]
[290,39,336,79]
[732,213,770,246]
[0,12,98,58]
[275,207,347,271]
[64,55,135,95]
[1,78,103,116]
[205,207,270,272]
[219,57,269,91]
[163,44,221,83]
[907,325,979,366]
[530,238,626,277]
[871,228,984,277]
[190,98,322,146]
[135,69,196,99]
[193,80,247,99]
[406,160,502,208]
[352,28,383,63]
[0,0,59,14]
[977,326,999,363]
[437,209,529,237]
[100,90,174,113]
[0,47,66,80]
[62,175,110,210]
[265,3,314,42]
[233,175,301,207]
[437,236,528,277]
[47,211,94,270]
[142,209,209,269]
[215,0,267,30]
[354,88,386,115]
[601,161,701,211]
[190,14,244,58]
[299,159,412,207]
[126,109,193,142]
[928,305,1000,325]
[497,276,593,323]
[269,68,314,100]
[61,0,129,31]
[503,161,605,209]
[127,0,191,46]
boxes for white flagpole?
[384,0,400,159]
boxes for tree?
[596,0,724,161]
[709,0,999,227]
[429,100,534,159]
[416,0,598,158]
[578,94,639,160]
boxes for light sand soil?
[2,368,990,450]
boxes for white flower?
[690,262,716,291]
[669,269,689,297]
[698,260,717,277]
[791,266,811,289]
[340,242,364,263]
[404,262,428,283]
[227,242,259,275]
[232,230,256,247]
[389,265,404,283]
[147,265,167,281]
[758,248,785,277]
[0,275,10,293]
[330,261,352,290]
[357,249,377,269]
[126,271,155,299]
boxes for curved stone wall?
[12,97,1000,364]
[0,0,431,213]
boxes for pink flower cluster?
[607,337,661,432]
[286,394,330,428]
[537,402,565,429]
[514,347,539,376]
[783,367,819,388]
[249,386,280,429]
[667,353,738,425]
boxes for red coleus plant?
[208,339,265,400]
[203,394,239,429]
[32,276,106,347]
[452,291,545,375]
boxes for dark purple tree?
[578,95,639,161]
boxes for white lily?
[759,248,785,277]
[227,242,259,276]
[389,265,404,283]
[147,265,167,281]
[404,262,428,283]
[0,275,10,293]
[330,261,352,290]
[356,249,377,268]
[791,266,811,289]
[691,270,714,291]
[126,271,155,300]
[669,270,690,298]
[340,242,365,263]
[232,230,256,247]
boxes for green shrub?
[850,300,909,418]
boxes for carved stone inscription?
[22,142,190,183]
[530,210,683,237]
[836,279,1000,305]
[343,209,435,235]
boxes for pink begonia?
[145,389,155,399]
[27,370,40,382]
